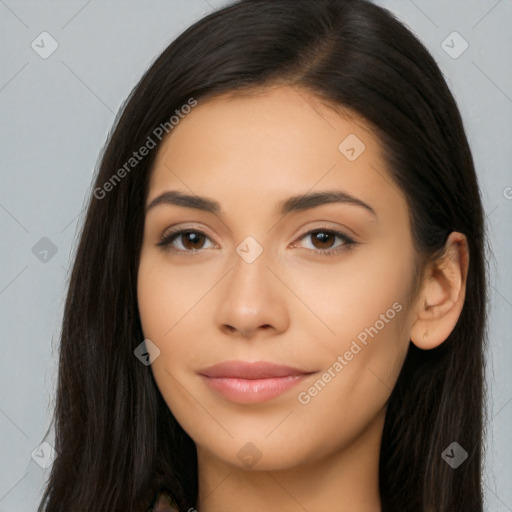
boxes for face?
[137,84,419,471]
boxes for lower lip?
[200,374,310,404]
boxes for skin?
[137,84,468,512]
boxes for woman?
[39,0,487,510]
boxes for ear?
[410,232,469,350]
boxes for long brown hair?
[39,1,487,510]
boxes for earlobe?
[410,232,469,350]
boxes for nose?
[214,246,290,340]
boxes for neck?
[196,408,385,512]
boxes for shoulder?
[151,491,179,512]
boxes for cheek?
[289,243,413,427]
[285,234,413,348]
[136,254,212,410]
[292,304,408,459]
[137,252,217,342]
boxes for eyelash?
[156,227,357,257]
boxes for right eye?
[157,229,217,254]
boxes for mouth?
[198,360,317,404]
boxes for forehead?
[147,85,407,222]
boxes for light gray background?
[1,1,511,510]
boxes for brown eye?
[157,229,215,252]
[310,231,337,250]
[179,231,207,250]
[296,228,356,256]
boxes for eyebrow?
[145,189,377,218]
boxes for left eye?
[294,229,356,255]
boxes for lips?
[198,361,316,404]
[198,361,312,379]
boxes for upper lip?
[198,361,314,379]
